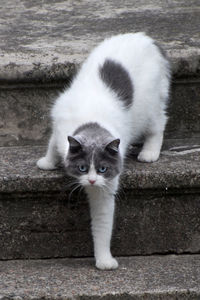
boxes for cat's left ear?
[68,136,82,153]
[105,138,120,155]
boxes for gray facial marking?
[65,122,122,181]
[73,122,111,142]
[93,146,122,179]
[99,59,133,108]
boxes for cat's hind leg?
[37,134,59,170]
[137,131,164,162]
[137,110,167,163]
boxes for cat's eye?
[98,166,107,173]
[78,165,88,172]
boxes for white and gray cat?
[37,32,171,270]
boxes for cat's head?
[64,133,122,188]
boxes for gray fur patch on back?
[99,59,133,108]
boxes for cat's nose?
[89,179,96,185]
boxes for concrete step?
[1,0,200,81]
[1,140,200,260]
[0,255,200,299]
[0,0,200,146]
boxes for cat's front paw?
[37,157,57,170]
[137,150,160,163]
[96,257,119,270]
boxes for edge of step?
[0,255,199,300]
[0,1,200,83]
[1,49,199,84]
[1,140,200,193]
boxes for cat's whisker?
[76,186,85,205]
[115,190,122,203]
[65,180,80,190]
[79,185,85,196]
[68,183,82,200]
[101,183,115,195]
[118,183,126,197]
[65,179,79,186]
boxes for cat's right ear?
[105,138,120,155]
[68,136,82,153]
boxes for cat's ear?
[68,136,82,153]
[105,138,120,155]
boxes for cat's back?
[77,32,169,100]
[52,34,147,126]
[52,32,170,140]
[81,32,163,72]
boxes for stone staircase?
[0,0,200,299]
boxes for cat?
[37,32,171,270]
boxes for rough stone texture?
[0,0,200,82]
[0,144,200,259]
[0,0,200,146]
[1,142,200,193]
[1,187,200,259]
[0,84,58,147]
[0,191,92,259]
[0,255,200,299]
[1,0,200,264]
[166,79,200,139]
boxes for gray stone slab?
[1,185,200,259]
[0,84,57,147]
[0,255,200,299]
[0,144,200,259]
[0,0,200,82]
[1,143,200,193]
[0,1,200,147]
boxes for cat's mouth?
[86,181,99,188]
[81,179,102,188]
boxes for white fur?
[37,32,170,269]
[85,176,119,270]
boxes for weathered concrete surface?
[0,0,200,83]
[166,79,200,139]
[1,142,200,193]
[0,144,200,259]
[1,186,200,259]
[0,255,200,299]
[0,84,57,147]
[0,0,200,146]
